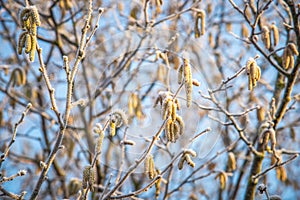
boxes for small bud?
[18,170,27,176]
[121,140,136,146]
[192,79,201,86]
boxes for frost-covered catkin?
[178,65,183,84]
[18,5,40,62]
[246,57,261,91]
[282,43,299,69]
[183,58,192,107]
[261,26,271,49]
[194,10,205,38]
[199,10,205,36]
[241,24,249,38]
[18,32,27,54]
[155,172,161,199]
[165,116,184,143]
[185,154,195,168]
[29,35,36,62]
[94,125,104,155]
[145,155,156,179]
[178,152,195,169]
[82,165,95,191]
[271,23,279,47]
[25,33,32,53]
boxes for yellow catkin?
[287,43,299,56]
[256,106,265,122]
[282,47,291,69]
[19,68,26,85]
[29,6,41,26]
[183,58,192,107]
[290,127,296,141]
[178,154,186,170]
[162,97,172,120]
[173,56,180,70]
[30,35,36,62]
[277,166,287,182]
[30,22,37,36]
[68,178,82,197]
[207,3,212,15]
[289,53,295,69]
[175,98,180,111]
[255,64,261,85]
[156,0,163,6]
[176,115,184,136]
[145,155,156,179]
[19,6,40,62]
[128,93,142,119]
[194,13,200,38]
[12,68,26,87]
[172,122,180,141]
[157,64,166,83]
[199,10,205,36]
[88,166,95,191]
[241,24,249,38]
[218,172,227,190]
[226,23,232,32]
[260,129,270,150]
[227,152,236,172]
[271,23,279,47]
[95,131,104,155]
[246,58,261,90]
[24,17,31,30]
[110,119,116,137]
[155,0,163,13]
[20,8,29,29]
[269,128,276,150]
[177,64,183,84]
[155,172,161,199]
[128,93,134,116]
[15,69,22,87]
[18,32,27,55]
[171,102,176,121]
[209,32,214,47]
[165,118,174,142]
[135,96,143,120]
[25,33,32,53]
[282,43,298,69]
[82,166,91,189]
[185,154,195,168]
[261,26,270,49]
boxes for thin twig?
[0,103,32,168]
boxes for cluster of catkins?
[18,6,40,62]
